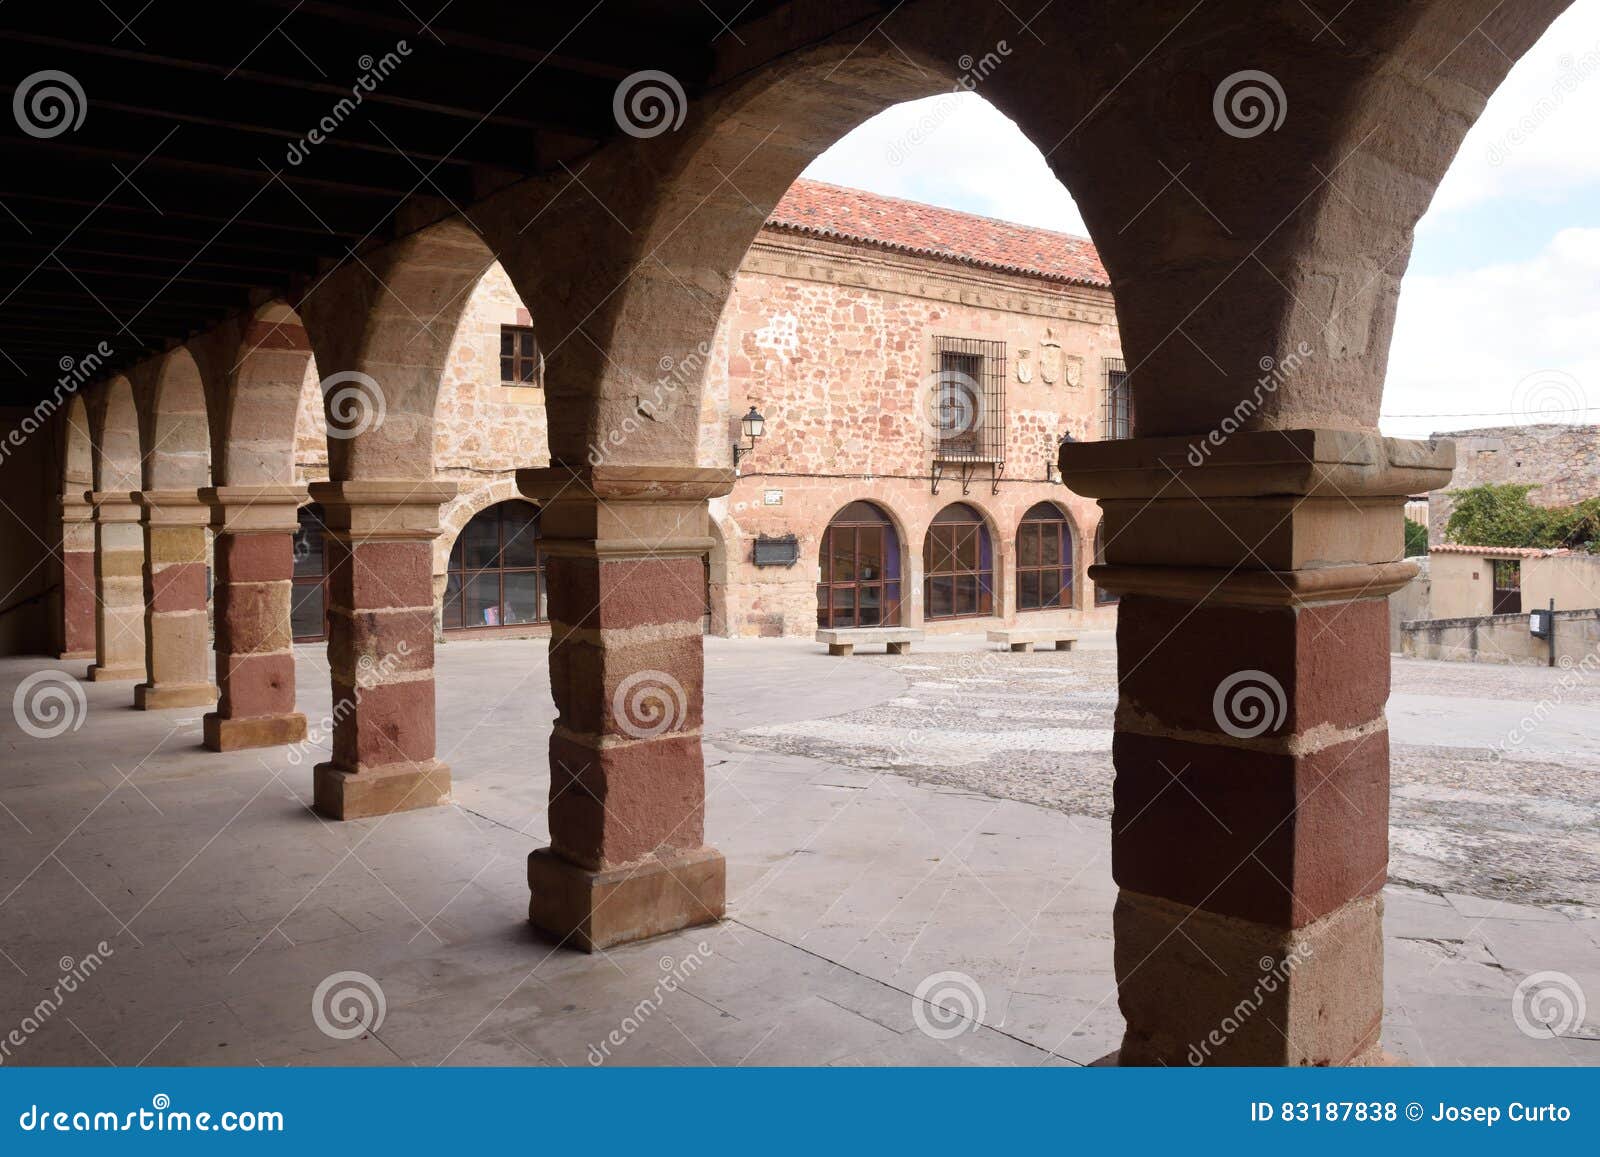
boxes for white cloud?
[1426,0,1600,219]
[802,92,1088,236]
[1382,227,1600,438]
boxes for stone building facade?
[288,181,1123,640]
[1428,423,1600,543]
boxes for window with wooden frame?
[291,503,330,642]
[817,501,903,629]
[500,325,542,386]
[1016,501,1074,611]
[1102,357,1131,440]
[443,500,548,631]
[923,502,995,620]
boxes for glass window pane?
[293,523,324,579]
[462,513,500,569]
[503,571,543,625]
[818,531,832,583]
[1020,569,1040,611]
[442,573,463,629]
[1018,526,1040,568]
[291,582,324,640]
[817,585,830,627]
[501,330,514,356]
[857,527,883,579]
[465,573,500,627]
[957,574,978,616]
[953,525,979,571]
[859,584,882,626]
[519,331,536,356]
[502,504,541,568]
[833,586,856,628]
[831,533,856,583]
[1039,523,1062,562]
[928,575,954,619]
[500,356,514,382]
[1041,569,1063,608]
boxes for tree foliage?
[1403,517,1429,557]
[1444,483,1600,551]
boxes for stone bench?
[987,628,1079,653]
[815,627,923,656]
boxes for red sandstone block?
[1110,730,1389,927]
[327,540,433,608]
[148,562,208,613]
[217,651,296,717]
[547,634,704,737]
[1115,595,1388,737]
[546,730,707,868]
[215,532,293,584]
[328,610,435,675]
[330,677,437,768]
[546,556,706,631]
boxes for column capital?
[59,491,94,521]
[86,490,141,523]
[306,480,458,541]
[1066,429,1450,607]
[201,484,307,536]
[135,489,211,527]
[1059,428,1453,500]
[518,464,733,558]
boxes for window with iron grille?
[1101,357,1131,440]
[1491,558,1521,615]
[931,336,1006,461]
[500,325,542,386]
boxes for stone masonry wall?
[1429,424,1600,544]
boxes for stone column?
[307,480,457,820]
[59,493,97,660]
[201,485,308,751]
[86,491,146,682]
[516,464,733,952]
[1060,429,1452,1066]
[132,491,218,710]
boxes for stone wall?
[1401,608,1600,666]
[291,226,1122,639]
[1429,424,1600,543]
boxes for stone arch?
[90,375,140,493]
[921,499,1001,623]
[133,347,211,490]
[217,301,320,487]
[817,498,911,630]
[297,217,501,481]
[60,393,93,497]
[434,477,523,577]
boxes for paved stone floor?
[1,635,1596,1067]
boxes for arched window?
[291,503,329,642]
[1016,502,1073,611]
[818,501,902,628]
[443,500,547,631]
[1094,523,1119,606]
[924,503,994,621]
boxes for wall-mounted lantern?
[1048,430,1076,483]
[733,406,766,468]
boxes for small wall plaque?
[753,533,800,568]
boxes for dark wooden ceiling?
[0,0,874,402]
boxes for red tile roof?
[765,179,1110,289]
[1429,544,1572,558]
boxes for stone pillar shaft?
[133,491,218,710]
[307,480,456,820]
[516,464,734,952]
[202,486,308,751]
[59,494,97,660]
[87,491,146,682]
[1060,428,1454,1066]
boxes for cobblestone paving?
[727,649,1600,913]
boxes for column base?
[58,649,95,661]
[88,664,145,682]
[528,845,726,953]
[313,759,451,820]
[203,712,307,752]
[133,682,219,710]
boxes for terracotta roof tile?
[1429,544,1572,558]
[766,179,1110,289]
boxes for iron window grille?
[931,336,1006,462]
[1101,357,1132,440]
[1491,558,1522,615]
[500,324,543,386]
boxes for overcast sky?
[803,1,1600,440]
